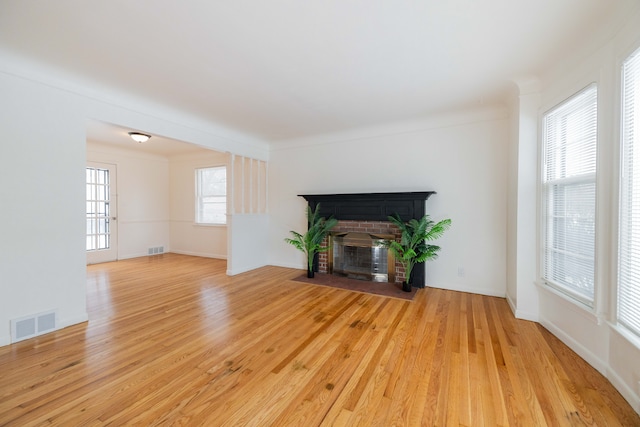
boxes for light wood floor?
[1,254,638,426]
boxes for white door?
[86,162,118,264]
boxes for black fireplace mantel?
[299,191,436,222]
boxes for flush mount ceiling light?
[128,132,151,143]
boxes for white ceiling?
[86,120,210,157]
[1,0,636,147]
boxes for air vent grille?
[11,310,57,343]
[148,246,165,255]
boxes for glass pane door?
[86,162,117,264]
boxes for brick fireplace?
[300,191,436,288]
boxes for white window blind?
[618,47,640,338]
[542,84,598,306]
[196,166,227,224]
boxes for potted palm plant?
[385,213,451,291]
[285,204,338,278]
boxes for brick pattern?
[318,220,406,283]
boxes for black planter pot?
[402,281,412,292]
[307,269,315,278]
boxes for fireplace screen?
[330,232,395,282]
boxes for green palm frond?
[284,204,337,273]
[385,213,451,283]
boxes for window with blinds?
[618,46,640,338]
[542,84,598,306]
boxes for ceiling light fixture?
[128,132,151,143]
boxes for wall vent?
[148,246,165,255]
[11,310,57,343]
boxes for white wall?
[169,150,230,259]
[506,93,519,309]
[0,73,88,345]
[506,78,541,322]
[227,214,270,275]
[268,109,509,297]
[87,141,171,259]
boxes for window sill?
[536,280,603,326]
[194,222,226,228]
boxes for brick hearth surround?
[318,220,407,284]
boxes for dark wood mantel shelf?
[299,191,436,222]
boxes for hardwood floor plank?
[0,254,638,426]
[334,305,406,426]
[383,295,433,426]
[456,293,473,426]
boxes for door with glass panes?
[86,162,118,264]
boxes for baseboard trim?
[0,334,10,347]
[59,313,89,329]
[506,293,539,321]
[607,365,640,415]
[227,262,269,276]
[539,316,607,375]
[507,294,517,314]
[269,261,305,270]
[426,283,506,298]
[170,250,226,259]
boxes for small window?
[196,166,227,224]
[542,84,598,306]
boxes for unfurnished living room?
[2,1,640,426]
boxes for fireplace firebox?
[329,232,396,283]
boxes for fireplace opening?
[328,232,396,283]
